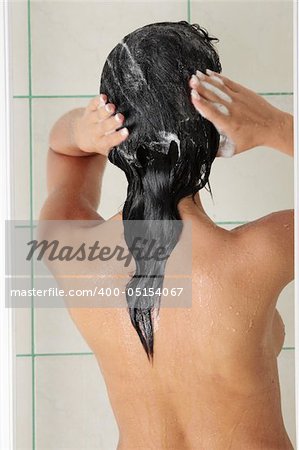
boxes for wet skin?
[41,193,293,450]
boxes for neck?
[177,192,206,217]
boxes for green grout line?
[217,221,246,225]
[27,1,36,449]
[12,92,293,100]
[13,94,96,99]
[14,224,37,228]
[187,0,191,23]
[15,347,295,358]
[16,352,94,358]
[258,92,293,96]
[14,221,247,229]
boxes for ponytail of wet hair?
[100,21,221,361]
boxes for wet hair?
[100,21,221,361]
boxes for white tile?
[14,308,32,355]
[10,224,32,355]
[191,1,293,92]
[15,357,33,450]
[35,355,118,449]
[277,349,296,448]
[276,281,294,349]
[202,145,294,222]
[10,1,29,96]
[35,308,91,354]
[11,99,31,220]
[267,94,293,114]
[30,1,187,96]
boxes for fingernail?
[206,69,214,76]
[191,74,200,86]
[99,94,106,106]
[191,89,200,100]
[115,113,123,123]
[105,104,114,113]
[196,70,205,80]
[120,127,129,136]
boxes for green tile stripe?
[258,92,293,96]
[14,222,249,229]
[16,352,94,358]
[13,95,96,99]
[15,224,37,228]
[15,347,295,358]
[217,221,246,225]
[12,92,293,99]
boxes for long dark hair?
[100,21,221,361]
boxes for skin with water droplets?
[60,201,292,450]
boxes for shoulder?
[232,209,294,289]
[36,211,124,275]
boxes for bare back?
[45,208,294,450]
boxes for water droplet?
[235,311,240,316]
[246,319,254,333]
[229,305,233,310]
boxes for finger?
[97,113,125,135]
[190,89,229,126]
[97,102,116,120]
[97,128,129,155]
[193,69,226,87]
[189,73,233,105]
[206,70,242,93]
[87,95,106,112]
[191,69,235,95]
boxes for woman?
[41,21,294,450]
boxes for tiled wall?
[10,1,295,449]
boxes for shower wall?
[10,1,294,449]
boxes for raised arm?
[188,70,294,287]
[189,69,293,157]
[40,95,129,221]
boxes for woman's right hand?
[74,94,129,156]
[189,70,293,156]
